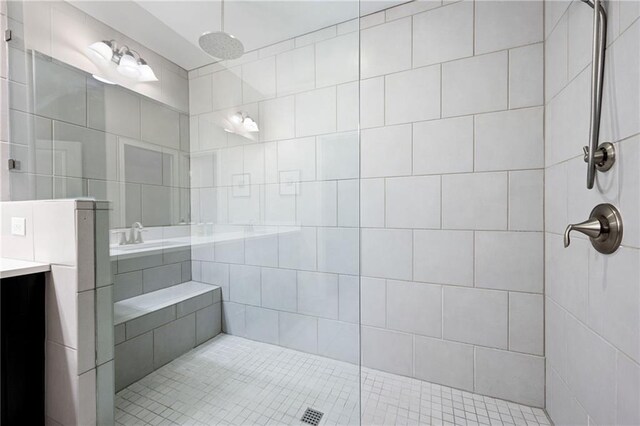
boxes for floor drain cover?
[301,407,324,425]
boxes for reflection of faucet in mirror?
[129,222,145,244]
[112,222,146,245]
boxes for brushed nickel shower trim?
[564,203,623,254]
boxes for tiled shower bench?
[114,281,222,391]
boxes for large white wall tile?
[297,271,339,319]
[385,65,441,125]
[414,336,474,392]
[277,137,316,182]
[276,45,315,96]
[361,277,386,328]
[296,181,337,226]
[229,264,261,306]
[475,231,543,293]
[509,292,543,355]
[475,0,542,54]
[360,77,384,129]
[360,178,385,228]
[475,107,544,171]
[336,82,358,132]
[442,51,508,117]
[278,226,316,270]
[442,172,508,230]
[259,96,295,142]
[261,267,297,313]
[565,315,617,425]
[616,352,640,426]
[279,312,318,354]
[475,347,545,407]
[295,87,336,137]
[361,17,412,78]
[361,124,412,178]
[242,57,276,104]
[361,228,412,280]
[317,227,359,275]
[385,176,440,229]
[509,170,544,231]
[509,43,544,109]
[317,319,358,364]
[316,132,359,180]
[413,116,473,175]
[412,1,473,67]
[362,326,413,376]
[211,68,242,110]
[443,286,508,349]
[387,280,441,337]
[315,32,358,88]
[545,13,568,102]
[413,230,474,286]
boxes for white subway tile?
[317,319,358,364]
[361,228,412,280]
[414,230,473,286]
[509,292,543,355]
[360,77,384,129]
[509,43,544,109]
[276,46,315,96]
[385,175,441,229]
[385,65,441,125]
[317,227,359,275]
[279,312,318,354]
[442,52,508,117]
[245,306,279,345]
[475,231,543,293]
[413,116,473,175]
[509,170,544,231]
[475,107,544,171]
[315,32,358,88]
[475,0,542,54]
[361,17,412,78]
[475,347,545,407]
[442,172,508,230]
[412,1,473,67]
[259,96,295,142]
[414,336,474,391]
[361,124,412,178]
[361,277,386,327]
[297,271,339,319]
[295,86,336,137]
[443,286,508,349]
[362,326,413,376]
[387,280,441,337]
[242,57,276,103]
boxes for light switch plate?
[11,217,26,236]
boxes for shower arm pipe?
[582,0,608,189]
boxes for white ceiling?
[69,0,406,71]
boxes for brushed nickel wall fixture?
[564,203,623,254]
[582,0,615,189]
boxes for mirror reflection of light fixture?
[91,74,116,85]
[86,40,158,82]
[226,111,259,134]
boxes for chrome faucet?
[129,222,145,244]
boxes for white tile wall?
[187,0,547,408]
[544,1,640,424]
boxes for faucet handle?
[564,218,603,248]
[564,203,623,254]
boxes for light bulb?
[230,112,243,124]
[117,53,140,79]
[138,64,158,82]
[92,74,116,85]
[243,117,259,132]
[87,41,113,63]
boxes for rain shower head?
[199,0,244,60]
[199,31,244,60]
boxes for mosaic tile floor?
[115,334,551,426]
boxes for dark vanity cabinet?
[1,272,45,424]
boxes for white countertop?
[0,258,51,279]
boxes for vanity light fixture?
[87,40,158,82]
[91,74,116,85]
[225,112,259,134]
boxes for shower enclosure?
[2,0,639,425]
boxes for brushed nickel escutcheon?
[564,203,623,254]
[583,142,615,172]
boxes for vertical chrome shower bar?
[583,0,608,189]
